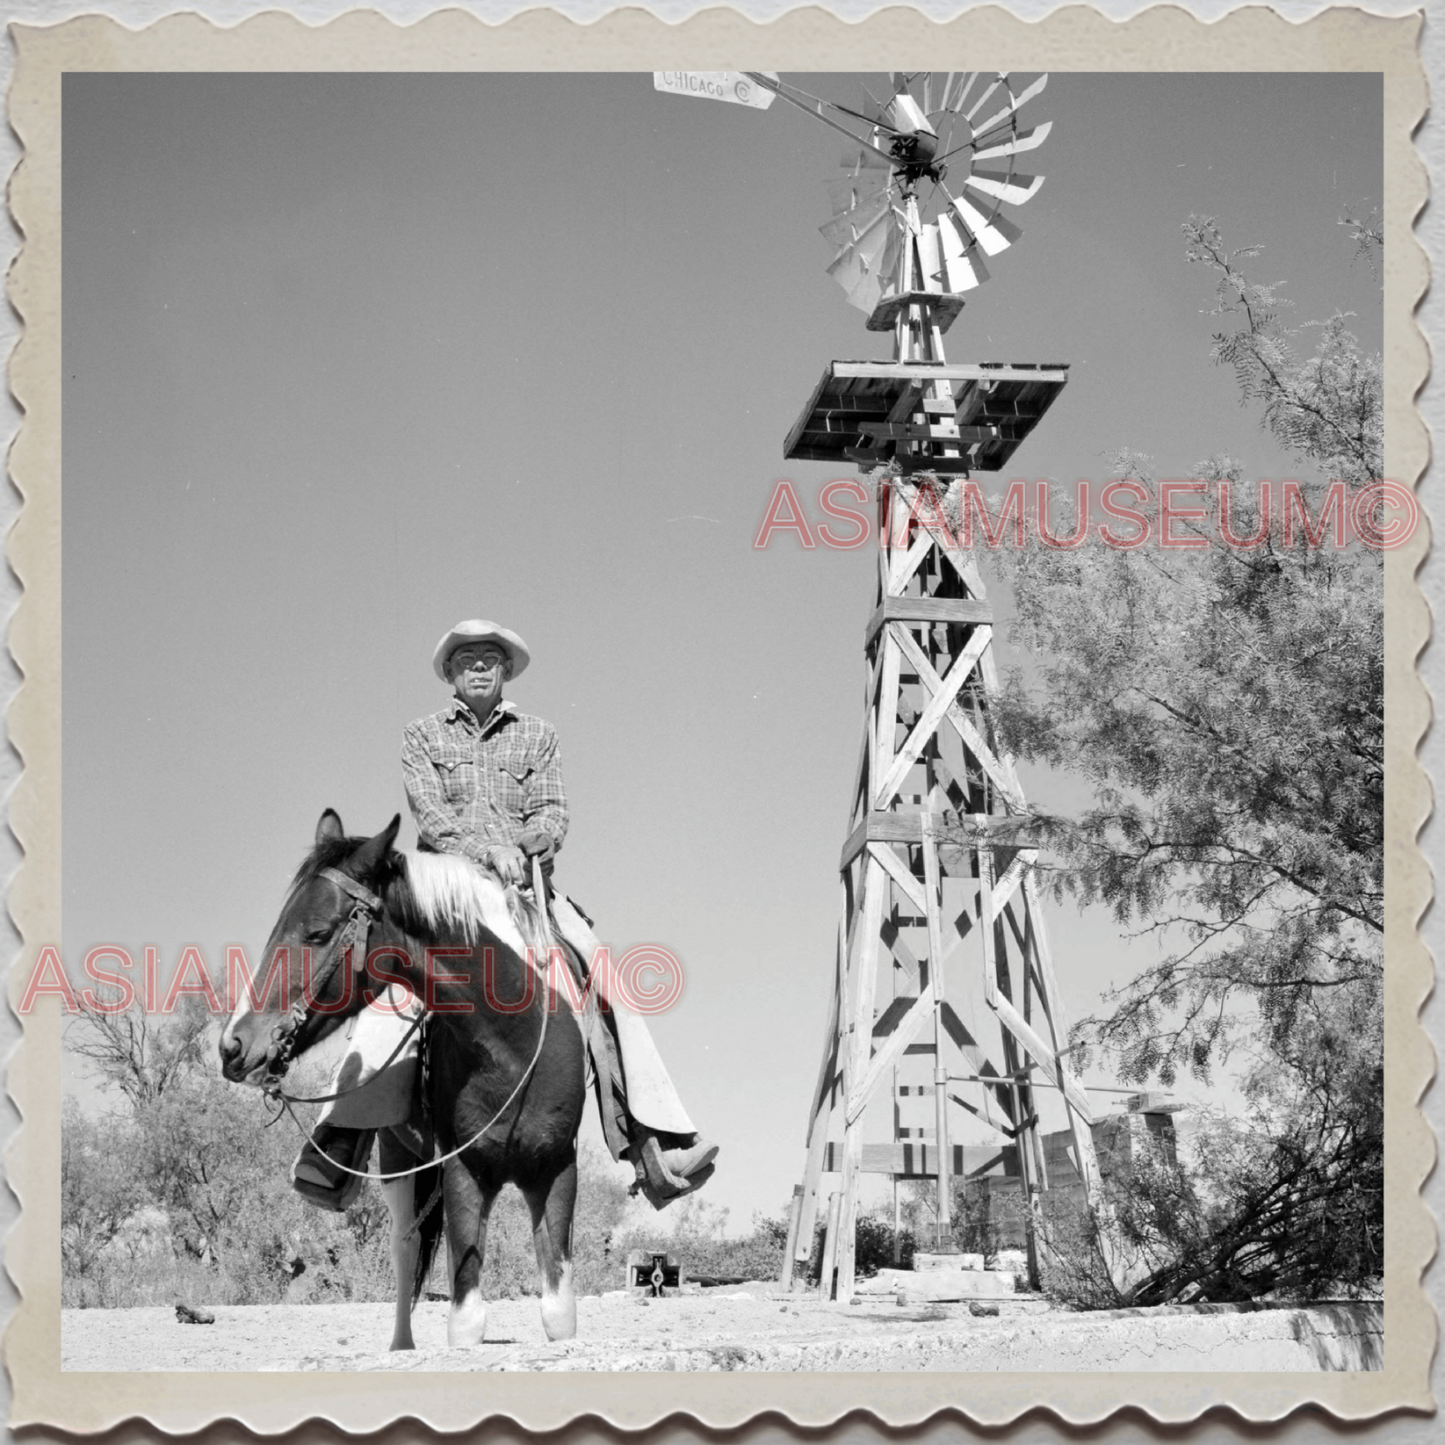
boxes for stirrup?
[634,1132,688,1195]
[631,1133,718,1201]
[631,1162,717,1211]
[291,1128,374,1212]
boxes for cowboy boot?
[291,1123,376,1212]
[629,1130,719,1208]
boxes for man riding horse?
[291,619,718,1212]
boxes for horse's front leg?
[381,1176,419,1351]
[444,1158,496,1347]
[525,1156,578,1341]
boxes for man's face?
[448,643,511,709]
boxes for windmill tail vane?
[655,71,1051,328]
[652,71,778,110]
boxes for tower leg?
[834,855,886,1301]
[818,1191,843,1301]
[779,1184,804,1290]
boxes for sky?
[60,71,1383,1228]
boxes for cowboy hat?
[432,620,531,682]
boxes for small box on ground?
[625,1250,685,1298]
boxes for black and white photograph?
[2,3,1432,1434]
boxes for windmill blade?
[825,171,891,214]
[928,71,973,121]
[936,214,987,291]
[972,121,1052,162]
[934,121,1050,171]
[827,204,895,297]
[916,222,944,293]
[965,74,1006,122]
[950,249,991,292]
[828,152,892,212]
[842,262,890,314]
[946,185,1019,257]
[825,172,893,220]
[933,114,959,167]
[836,199,895,254]
[943,72,980,115]
[878,222,906,297]
[884,91,937,139]
[972,74,1050,141]
[820,189,894,249]
[963,170,1045,206]
[830,213,899,314]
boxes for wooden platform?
[783,360,1069,473]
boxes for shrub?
[803,1210,914,1286]
[617,1199,793,1286]
[952,1178,1033,1262]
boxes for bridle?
[262,854,557,1190]
[261,866,384,1082]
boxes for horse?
[219,809,588,1349]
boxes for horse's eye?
[305,925,335,946]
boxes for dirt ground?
[61,1288,1380,1372]
[61,1286,1012,1371]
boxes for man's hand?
[480,844,528,887]
[516,828,557,861]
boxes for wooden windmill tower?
[657,72,1108,1299]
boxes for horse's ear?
[316,810,345,845]
[348,814,402,880]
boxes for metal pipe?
[945,1073,1150,1094]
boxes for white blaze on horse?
[219,810,587,1350]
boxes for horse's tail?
[411,1162,445,1308]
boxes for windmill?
[757,71,1049,337]
[657,72,1112,1299]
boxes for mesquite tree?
[988,217,1384,1302]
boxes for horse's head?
[218,808,401,1086]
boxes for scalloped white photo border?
[2,5,1432,1433]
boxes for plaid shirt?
[402,698,568,863]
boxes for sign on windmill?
[653,72,777,110]
[653,73,1121,1301]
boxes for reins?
[264,1011,425,1106]
[268,855,555,1187]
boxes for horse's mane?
[290,838,550,962]
[393,851,550,962]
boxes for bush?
[803,1210,914,1286]
[952,1178,1033,1262]
[616,1198,790,1285]
[1035,1202,1124,1311]
[64,1006,710,1308]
